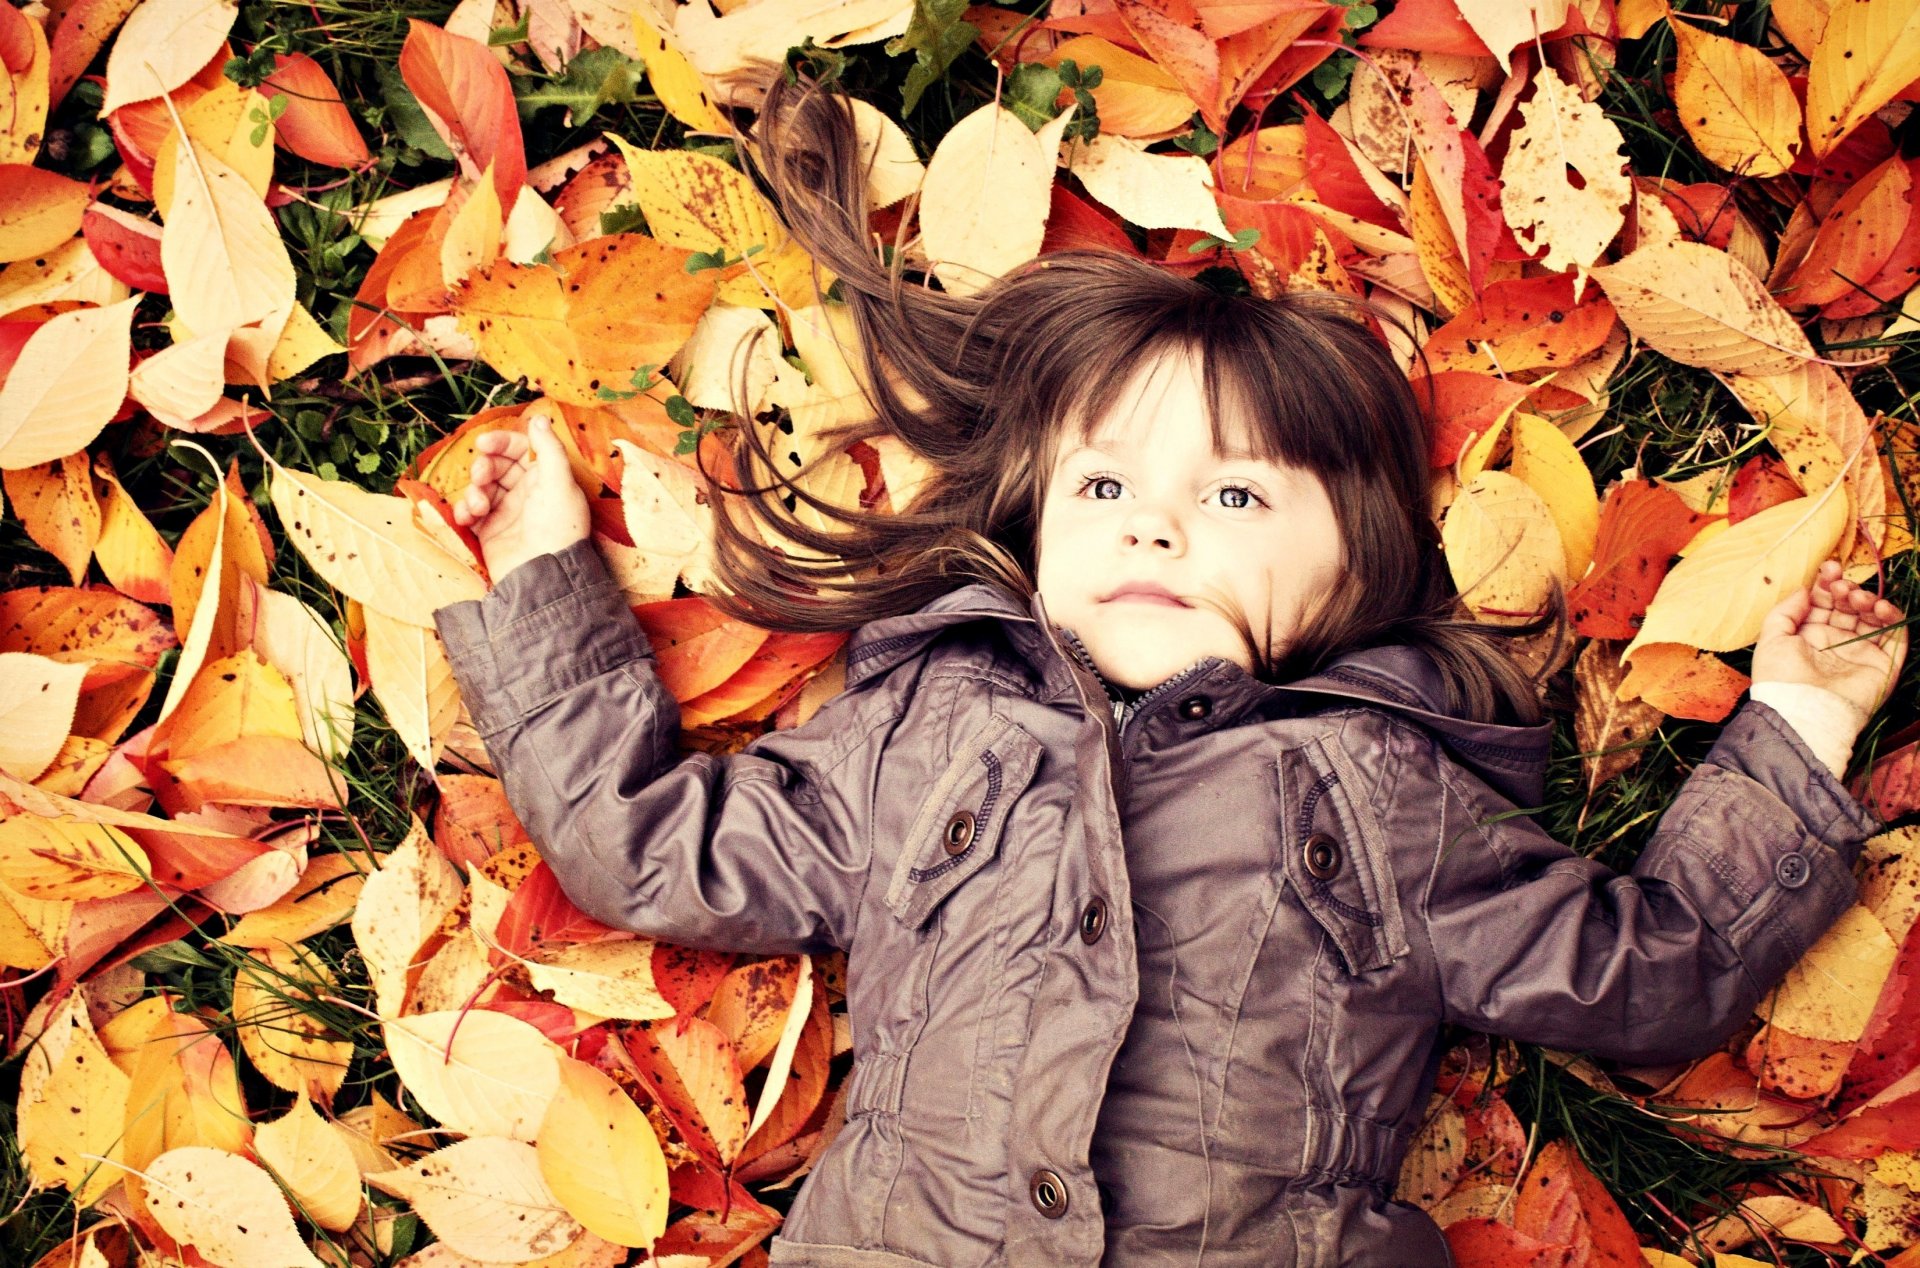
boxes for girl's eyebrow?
[1067,441,1264,462]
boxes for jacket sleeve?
[1417,701,1880,1065]
[431,538,881,955]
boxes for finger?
[1758,589,1812,642]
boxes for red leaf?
[1423,274,1617,376]
[47,0,140,112]
[347,206,436,373]
[1853,739,1920,822]
[82,203,168,293]
[1358,0,1492,58]
[1042,183,1142,257]
[1838,913,1920,1113]
[494,861,619,958]
[1516,1142,1644,1268]
[1729,455,1805,522]
[1566,480,1717,638]
[483,996,585,1045]
[1301,108,1400,232]
[399,20,526,207]
[1443,1218,1578,1267]
[1413,371,1533,467]
[263,53,371,169]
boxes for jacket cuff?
[1711,699,1882,857]
[1677,700,1877,981]
[431,538,653,737]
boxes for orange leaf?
[262,52,370,168]
[1422,274,1618,376]
[705,955,803,1071]
[1566,480,1717,638]
[630,597,771,703]
[399,19,525,207]
[1513,1141,1644,1267]
[433,772,532,871]
[450,235,715,406]
[4,454,100,584]
[613,1015,750,1171]
[1780,155,1911,308]
[1616,642,1750,722]
[678,630,846,728]
[81,202,167,293]
[0,166,89,264]
[46,0,141,112]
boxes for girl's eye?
[1216,483,1264,510]
[1078,474,1125,500]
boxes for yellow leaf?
[846,96,924,209]
[362,606,462,777]
[254,1093,362,1232]
[120,1003,253,1225]
[1589,238,1818,375]
[350,824,463,1018]
[370,1137,583,1263]
[629,7,728,133]
[1624,486,1850,659]
[246,581,356,765]
[1442,470,1566,625]
[100,0,240,114]
[153,80,274,217]
[525,940,675,1022]
[537,1058,669,1248]
[1670,18,1802,177]
[0,652,89,782]
[671,0,912,87]
[613,137,784,258]
[220,851,368,948]
[1451,0,1568,73]
[747,956,813,1139]
[0,297,139,470]
[1509,413,1600,580]
[143,1146,326,1268]
[385,1011,563,1141]
[1717,363,1882,550]
[1043,35,1193,138]
[0,875,62,969]
[130,329,229,424]
[1758,904,1899,1042]
[16,990,129,1205]
[231,938,354,1100]
[1860,825,1920,947]
[919,102,1063,298]
[1497,65,1631,275]
[1806,0,1920,158]
[160,134,295,346]
[0,814,151,900]
[441,170,504,289]
[0,236,128,317]
[0,13,50,165]
[610,439,715,598]
[269,464,486,626]
[264,300,345,383]
[1065,129,1227,239]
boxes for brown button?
[1030,1169,1069,1217]
[943,811,975,856]
[1177,695,1211,720]
[1078,897,1107,944]
[1304,832,1341,880]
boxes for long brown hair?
[691,69,1565,726]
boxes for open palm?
[1751,560,1908,719]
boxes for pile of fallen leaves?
[2,0,1919,1265]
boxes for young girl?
[431,74,1907,1267]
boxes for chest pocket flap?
[1277,731,1409,973]
[885,712,1043,930]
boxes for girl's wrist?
[1748,681,1870,779]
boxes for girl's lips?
[1106,592,1189,608]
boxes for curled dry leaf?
[351,823,464,1018]
[1572,639,1665,799]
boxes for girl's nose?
[1121,506,1183,553]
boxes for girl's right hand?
[451,413,592,586]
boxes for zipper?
[1057,627,1212,737]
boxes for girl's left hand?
[1752,560,1908,718]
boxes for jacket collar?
[843,582,1551,806]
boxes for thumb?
[526,413,569,475]
[1757,587,1811,644]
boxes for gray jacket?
[432,538,1876,1267]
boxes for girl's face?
[1034,349,1344,692]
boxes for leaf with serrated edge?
[351,821,462,1018]
[142,1146,325,1268]
[538,1058,669,1248]
[253,1092,362,1231]
[369,1137,582,1262]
